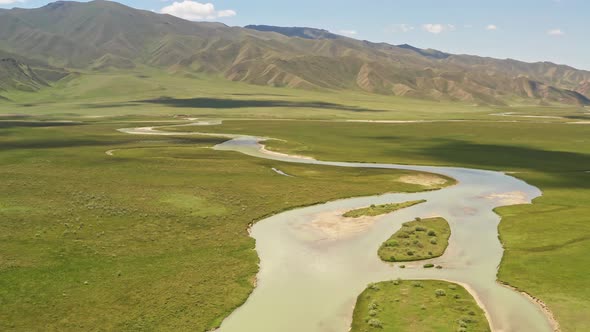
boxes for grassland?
[350,280,490,332]
[6,70,586,121]
[0,119,451,331]
[379,217,451,262]
[343,200,426,218]
[1,71,589,331]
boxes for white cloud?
[160,1,236,21]
[389,24,415,33]
[486,24,498,31]
[547,28,564,36]
[0,0,25,4]
[422,24,455,34]
[338,30,358,36]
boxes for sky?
[2,0,589,70]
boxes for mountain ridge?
[245,25,344,40]
[0,0,589,106]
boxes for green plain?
[1,71,589,331]
[0,119,446,330]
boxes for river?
[119,124,554,332]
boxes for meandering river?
[120,124,554,332]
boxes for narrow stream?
[119,125,553,332]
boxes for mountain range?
[1,0,589,105]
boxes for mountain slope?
[0,47,70,96]
[245,25,344,40]
[0,58,51,92]
[0,0,589,106]
[397,44,451,59]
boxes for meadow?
[350,280,490,332]
[378,217,451,263]
[0,117,448,331]
[1,71,589,331]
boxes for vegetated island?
[350,280,491,332]
[350,218,491,331]
[379,217,451,262]
[343,200,426,218]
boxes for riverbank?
[193,119,588,331]
[199,130,551,331]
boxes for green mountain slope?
[0,47,70,97]
[0,0,589,106]
[0,58,49,92]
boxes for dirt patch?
[398,174,448,187]
[299,210,379,241]
[259,144,315,161]
[483,191,528,205]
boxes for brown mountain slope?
[0,1,588,105]
[444,55,590,95]
[577,81,590,97]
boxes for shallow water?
[121,127,553,332]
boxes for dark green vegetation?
[350,280,490,332]
[170,119,590,331]
[343,200,426,218]
[0,120,449,331]
[379,217,451,262]
[1,1,590,105]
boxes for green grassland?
[379,217,451,262]
[165,119,590,331]
[350,280,490,332]
[3,70,588,121]
[0,120,452,331]
[343,200,426,218]
[1,71,589,331]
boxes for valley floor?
[1,73,589,331]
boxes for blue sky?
[2,0,589,70]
